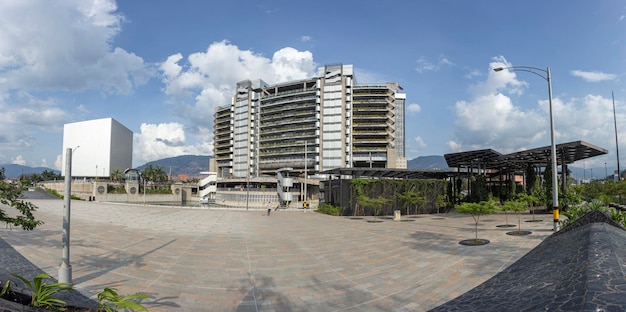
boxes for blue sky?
[1,0,626,177]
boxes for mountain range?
[3,154,616,180]
[0,164,60,179]
[136,155,212,178]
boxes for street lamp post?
[494,66,559,231]
[59,146,78,285]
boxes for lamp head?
[493,67,504,72]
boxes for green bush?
[144,188,171,194]
[10,273,72,310]
[45,188,62,198]
[316,203,342,216]
[97,287,149,312]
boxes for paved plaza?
[0,195,554,311]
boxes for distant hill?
[2,155,448,179]
[407,155,449,170]
[0,164,59,179]
[137,155,212,177]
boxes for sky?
[1,0,626,178]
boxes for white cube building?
[61,118,133,177]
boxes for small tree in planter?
[517,192,542,222]
[357,195,387,222]
[503,200,532,235]
[495,201,515,228]
[456,201,496,245]
[398,191,425,216]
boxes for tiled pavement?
[0,198,554,311]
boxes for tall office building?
[214,64,406,179]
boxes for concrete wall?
[40,181,187,204]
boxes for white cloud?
[415,57,436,73]
[570,70,617,82]
[450,56,551,152]
[158,40,316,136]
[55,154,63,170]
[12,155,26,165]
[0,0,152,166]
[465,69,481,79]
[414,136,427,149]
[446,141,462,153]
[0,0,150,94]
[415,55,454,73]
[300,35,311,42]
[134,122,213,165]
[450,56,626,162]
[407,103,422,113]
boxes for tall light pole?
[59,146,78,285]
[612,91,621,181]
[494,66,559,231]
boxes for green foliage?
[97,287,149,312]
[560,200,610,229]
[502,199,528,231]
[0,280,12,298]
[144,188,172,194]
[316,203,342,216]
[356,195,388,217]
[610,209,626,225]
[456,201,496,216]
[467,175,489,203]
[0,174,44,230]
[502,200,527,213]
[110,168,123,182]
[560,190,582,210]
[45,188,63,198]
[141,164,168,183]
[108,185,127,194]
[516,193,539,206]
[348,178,445,217]
[17,170,62,186]
[10,273,72,310]
[397,191,425,215]
[456,201,496,239]
[543,162,554,208]
[525,163,538,194]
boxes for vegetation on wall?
[346,178,446,217]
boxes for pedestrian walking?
[266,201,272,216]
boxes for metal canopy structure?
[320,167,452,180]
[443,149,505,170]
[445,140,608,171]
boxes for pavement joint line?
[243,234,259,312]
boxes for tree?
[525,163,537,195]
[543,162,554,208]
[456,200,496,242]
[398,191,425,215]
[110,168,123,182]
[0,168,43,230]
[503,199,530,234]
[356,195,388,220]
